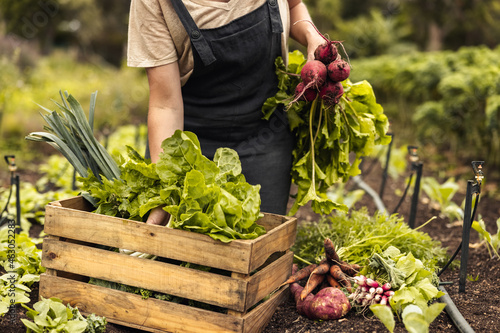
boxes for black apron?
[170,0,294,215]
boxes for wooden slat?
[244,251,293,311]
[45,196,297,274]
[248,217,297,272]
[242,285,290,333]
[39,274,243,333]
[42,238,248,311]
[45,201,252,273]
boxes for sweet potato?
[308,287,351,320]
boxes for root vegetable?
[338,261,361,276]
[301,271,326,300]
[290,283,316,318]
[318,80,344,106]
[330,264,352,292]
[324,238,340,262]
[365,278,379,288]
[314,41,339,65]
[326,274,342,289]
[311,258,331,276]
[381,282,392,291]
[300,60,327,90]
[291,283,351,320]
[327,58,351,82]
[308,287,351,320]
[280,263,317,286]
[295,81,318,102]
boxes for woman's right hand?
[146,206,170,226]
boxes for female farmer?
[127,0,324,224]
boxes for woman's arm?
[287,0,325,60]
[145,62,184,164]
[144,62,184,225]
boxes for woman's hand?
[146,206,170,226]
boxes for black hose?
[392,172,414,214]
[439,286,476,333]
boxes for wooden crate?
[40,196,297,333]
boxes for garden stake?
[407,146,422,229]
[3,155,21,233]
[378,132,393,200]
[458,161,483,293]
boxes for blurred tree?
[401,0,500,51]
[0,0,130,66]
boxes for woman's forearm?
[146,64,184,163]
[288,0,325,60]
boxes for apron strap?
[169,0,217,66]
[267,0,283,34]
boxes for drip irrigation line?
[391,172,414,215]
[439,286,476,333]
[351,175,387,213]
[437,194,480,277]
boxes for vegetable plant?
[26,92,265,243]
[21,296,106,333]
[421,176,464,222]
[263,49,391,216]
[0,227,44,316]
[361,246,446,333]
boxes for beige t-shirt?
[127,0,290,85]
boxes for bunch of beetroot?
[293,36,351,107]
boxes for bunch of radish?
[292,24,351,107]
[349,275,395,308]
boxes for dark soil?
[1,157,499,333]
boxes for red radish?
[315,41,339,65]
[381,282,392,291]
[380,295,388,305]
[300,60,327,89]
[295,81,318,102]
[365,278,379,288]
[327,58,351,82]
[318,80,344,105]
[354,275,367,287]
[384,290,395,297]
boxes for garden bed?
[1,158,499,333]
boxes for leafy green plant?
[21,297,107,333]
[326,183,365,210]
[471,218,500,259]
[292,208,448,271]
[364,247,446,333]
[81,130,266,243]
[421,177,464,222]
[263,51,391,215]
[0,227,44,316]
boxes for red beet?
[300,60,327,89]
[327,59,351,82]
[319,80,344,105]
[295,82,318,102]
[315,41,339,65]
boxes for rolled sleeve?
[127,0,178,68]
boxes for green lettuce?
[80,130,265,243]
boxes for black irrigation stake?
[408,146,423,229]
[378,133,393,200]
[458,161,484,293]
[3,155,21,234]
